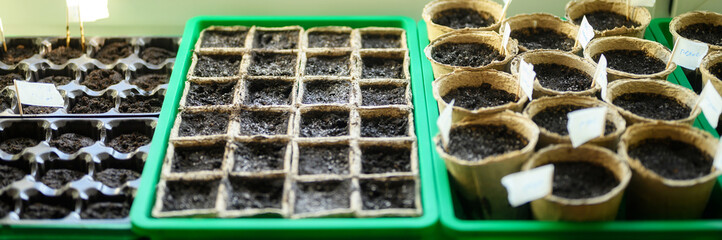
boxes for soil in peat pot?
[309,32,350,48]
[304,55,350,76]
[193,55,241,78]
[431,42,503,67]
[81,69,123,91]
[361,145,411,174]
[444,124,528,161]
[709,62,722,80]
[678,23,722,46]
[186,81,234,106]
[361,84,406,106]
[551,161,619,199]
[247,53,296,77]
[300,110,349,138]
[81,201,130,219]
[532,105,616,135]
[161,180,219,211]
[362,33,401,49]
[511,28,575,51]
[361,115,409,138]
[244,79,293,106]
[178,112,229,137]
[362,57,404,79]
[201,30,248,48]
[48,133,95,154]
[238,110,289,136]
[302,80,350,104]
[94,42,133,64]
[534,63,593,92]
[594,50,666,75]
[612,93,691,120]
[171,144,224,173]
[226,176,284,210]
[298,144,350,175]
[108,132,151,153]
[253,30,299,50]
[360,179,416,210]
[294,180,351,214]
[232,141,287,172]
[432,8,496,29]
[442,83,518,110]
[628,138,712,180]
[573,11,640,31]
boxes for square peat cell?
[297,144,350,175]
[361,57,404,79]
[185,81,235,106]
[361,84,406,106]
[300,110,349,138]
[304,55,350,76]
[171,144,225,173]
[226,176,284,210]
[294,179,351,214]
[253,30,300,49]
[247,52,297,77]
[361,114,409,138]
[238,110,290,136]
[192,54,242,78]
[201,30,248,48]
[161,179,219,212]
[361,33,402,49]
[361,145,412,174]
[307,32,351,48]
[360,179,416,210]
[244,79,293,106]
[232,141,287,173]
[302,80,350,104]
[178,112,229,137]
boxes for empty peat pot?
[434,111,539,219]
[422,0,503,41]
[584,37,675,81]
[433,69,527,122]
[605,79,700,125]
[425,30,518,78]
[619,122,721,219]
[670,11,722,52]
[523,95,625,149]
[565,0,651,38]
[510,50,598,98]
[523,144,630,221]
[503,13,581,54]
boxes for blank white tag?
[699,82,722,128]
[14,80,65,107]
[67,0,109,23]
[567,107,607,148]
[630,0,656,7]
[714,139,722,171]
[437,99,455,149]
[577,16,595,50]
[501,22,511,52]
[594,54,609,99]
[519,59,535,101]
[501,164,554,207]
[671,37,709,70]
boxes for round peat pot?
[565,0,651,38]
[619,122,721,219]
[670,11,722,52]
[522,95,625,149]
[700,51,722,87]
[502,13,581,54]
[422,0,503,41]
[510,50,598,98]
[433,111,539,219]
[584,37,675,81]
[433,69,527,122]
[523,144,630,221]
[605,79,700,125]
[424,30,518,79]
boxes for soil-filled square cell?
[298,144,350,175]
[232,141,287,172]
[201,30,248,48]
[253,30,300,49]
[238,110,289,136]
[161,179,219,212]
[300,110,349,138]
[178,112,229,137]
[361,114,409,138]
[361,145,412,174]
[361,57,404,79]
[247,52,296,77]
[294,180,351,214]
[185,82,235,106]
[308,32,350,48]
[361,33,402,49]
[171,144,225,173]
[360,179,416,210]
[361,84,406,106]
[302,80,350,104]
[244,79,293,106]
[304,55,350,76]
[193,55,242,78]
[119,93,163,113]
[226,176,284,210]
[68,93,115,114]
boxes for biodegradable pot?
[502,13,582,54]
[565,0,651,38]
[510,50,599,98]
[522,95,625,149]
[425,30,518,79]
[433,69,527,122]
[422,0,504,41]
[670,11,722,52]
[700,51,722,87]
[605,79,701,125]
[434,111,540,219]
[584,37,676,81]
[619,122,721,219]
[523,144,631,221]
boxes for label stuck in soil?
[567,106,607,147]
[67,0,109,22]
[501,22,511,52]
[14,80,64,107]
[631,0,656,7]
[501,164,554,207]
[699,81,722,128]
[519,59,535,101]
[577,16,595,50]
[438,99,454,149]
[670,37,709,70]
[594,54,608,98]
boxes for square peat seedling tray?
[131,16,439,240]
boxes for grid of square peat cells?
[154,25,422,219]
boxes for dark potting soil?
[573,11,641,31]
[108,132,151,153]
[612,93,690,120]
[119,94,162,113]
[442,83,517,110]
[233,141,287,172]
[294,180,351,214]
[40,169,84,189]
[361,84,406,106]
[68,94,114,114]
[0,137,39,154]
[171,144,224,172]
[361,33,401,49]
[80,201,130,219]
[0,165,25,188]
[23,105,61,114]
[552,162,619,199]
[361,115,408,138]
[302,80,350,104]
[361,145,411,174]
[48,133,95,154]
[185,81,234,106]
[1,44,37,64]
[244,79,293,106]
[129,73,169,91]
[445,124,528,161]
[360,179,415,210]
[431,42,503,67]
[44,46,83,65]
[238,110,289,136]
[81,69,123,91]
[298,145,349,175]
[140,47,176,65]
[193,55,241,77]
[254,30,299,49]
[678,23,722,46]
[226,176,284,210]
[300,110,349,138]
[594,50,666,75]
[94,42,132,64]
[532,104,616,135]
[38,76,73,86]
[304,55,350,76]
[432,8,496,29]
[0,196,11,218]
[628,138,712,180]
[362,57,404,79]
[162,180,219,211]
[0,73,24,87]
[201,30,248,48]
[710,62,722,80]
[248,53,296,76]
[178,112,229,137]
[511,28,575,51]
[20,202,71,219]
[308,32,350,48]
[534,63,592,92]
[95,168,140,188]
[0,94,11,112]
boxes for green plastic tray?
[130,16,439,239]
[418,20,722,239]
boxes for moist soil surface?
[2,44,37,64]
[432,8,496,29]
[20,202,71,219]
[678,23,722,46]
[445,124,528,161]
[431,42,503,67]
[186,81,234,106]
[44,46,83,65]
[238,110,289,136]
[304,55,350,76]
[95,168,140,187]
[362,57,404,79]
[23,105,61,114]
[511,28,575,51]
[534,64,592,92]
[171,144,224,172]
[233,141,287,172]
[108,132,151,153]
[612,92,690,120]
[552,162,619,199]
[226,177,284,210]
[68,94,114,114]
[38,76,73,86]
[294,180,350,214]
[201,30,248,48]
[119,94,162,113]
[360,179,415,210]
[254,30,299,49]
[300,110,349,137]
[178,112,229,137]
[308,32,350,48]
[298,145,349,175]
[140,47,176,65]
[532,105,616,135]
[94,42,132,64]
[162,180,219,211]
[0,137,39,154]
[193,55,241,77]
[0,73,24,87]
[629,138,712,180]
[81,69,123,91]
[361,84,406,106]
[129,73,168,91]
[361,115,408,137]
[302,80,350,104]
[594,50,666,75]
[80,201,130,219]
[40,169,84,189]
[711,62,722,80]
[0,165,26,187]
[361,145,411,174]
[362,33,401,48]
[48,133,95,153]
[248,53,296,76]
[573,11,641,31]
[442,83,517,110]
[244,79,293,106]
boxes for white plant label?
[594,54,609,99]
[699,82,722,128]
[577,16,595,50]
[630,0,656,7]
[714,139,722,172]
[501,164,554,207]
[14,80,64,107]
[671,37,709,70]
[567,107,607,148]
[437,99,455,149]
[519,59,535,101]
[67,0,109,23]
[501,22,511,52]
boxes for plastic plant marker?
[66,0,109,23]
[631,0,656,7]
[0,17,6,52]
[715,139,722,171]
[14,80,64,107]
[437,99,454,149]
[698,81,722,128]
[594,54,608,99]
[501,164,554,207]
[501,22,511,52]
[519,58,535,101]
[500,0,512,23]
[577,16,595,50]
[567,106,607,148]
[669,37,709,70]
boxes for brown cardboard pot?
[510,49,598,98]
[604,79,701,125]
[670,11,722,52]
[425,29,518,79]
[422,0,503,41]
[502,13,582,54]
[583,36,676,81]
[565,0,651,38]
[700,51,722,87]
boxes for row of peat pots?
[420,0,722,239]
